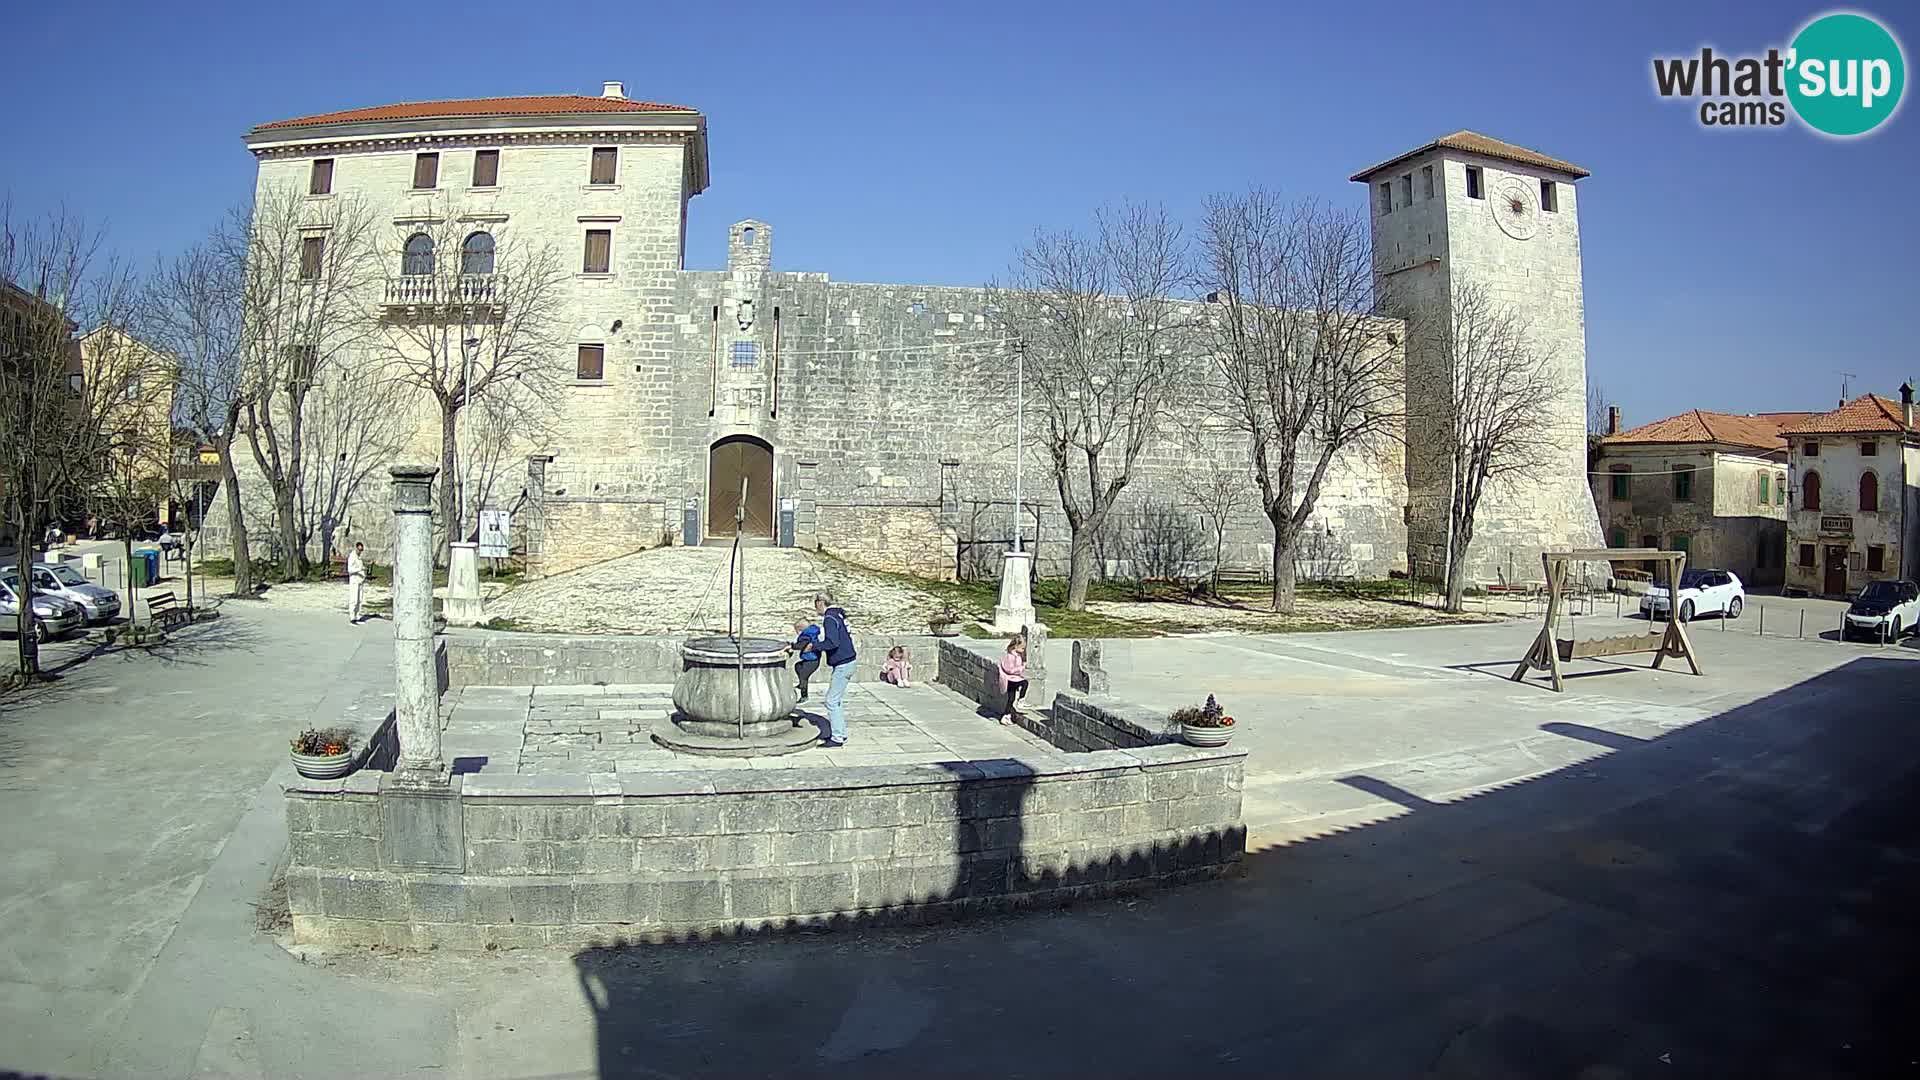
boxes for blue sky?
[2,0,1913,425]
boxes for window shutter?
[591,147,617,185]
[577,344,605,381]
[300,236,325,279]
[584,230,611,273]
[472,150,499,187]
[414,153,439,189]
[310,159,334,195]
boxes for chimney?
[1902,381,1914,429]
[601,81,626,99]
[1607,405,1621,436]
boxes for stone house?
[1783,389,1920,597]
[218,83,1602,583]
[1591,408,1805,586]
[79,326,177,526]
[0,279,84,548]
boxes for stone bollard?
[445,542,485,627]
[1070,638,1109,694]
[1023,621,1050,700]
[390,464,444,783]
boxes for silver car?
[0,577,86,642]
[24,562,121,624]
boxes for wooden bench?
[144,591,192,633]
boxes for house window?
[590,147,617,185]
[583,229,612,274]
[1860,440,1877,456]
[299,236,325,280]
[309,158,334,196]
[402,233,435,276]
[461,232,495,276]
[1608,465,1630,499]
[1803,441,1819,456]
[1860,471,1878,512]
[1609,527,1627,548]
[1673,464,1694,501]
[1867,545,1885,572]
[1400,174,1412,205]
[472,150,500,188]
[1421,165,1434,199]
[731,341,758,369]
[1641,534,1659,552]
[1465,166,1484,199]
[1759,473,1770,504]
[1671,533,1690,554]
[576,344,605,381]
[412,152,439,190]
[1378,183,1392,213]
[1540,179,1557,212]
[1775,473,1786,505]
[1799,543,1816,568]
[1802,470,1821,510]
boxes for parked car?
[13,563,121,624]
[1841,579,1920,641]
[1641,568,1745,622]
[0,577,86,642]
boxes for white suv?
[1642,568,1745,623]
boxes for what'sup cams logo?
[1653,11,1905,136]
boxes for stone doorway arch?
[707,435,775,540]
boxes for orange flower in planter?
[1221,716,1235,726]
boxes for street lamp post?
[1013,339,1024,554]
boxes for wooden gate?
[708,436,774,539]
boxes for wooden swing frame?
[1510,548,1703,692]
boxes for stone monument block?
[1071,639,1109,694]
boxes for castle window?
[1540,179,1557,212]
[1421,165,1434,199]
[412,152,439,190]
[1860,471,1879,512]
[402,233,435,277]
[309,159,334,196]
[1803,441,1819,456]
[1609,465,1630,500]
[472,150,500,188]
[1759,472,1770,504]
[1400,174,1412,205]
[1377,183,1392,213]
[461,232,495,276]
[1860,440,1877,456]
[576,344,605,381]
[299,236,325,280]
[1465,166,1483,199]
[741,226,756,246]
[1672,464,1694,502]
[1802,469,1821,510]
[590,147,617,186]
[583,230,611,274]
[731,341,758,369]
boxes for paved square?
[441,682,1054,774]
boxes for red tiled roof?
[1781,394,1913,435]
[254,94,697,132]
[1351,130,1590,182]
[1602,409,1802,452]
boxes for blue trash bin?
[136,548,160,584]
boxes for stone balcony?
[381,273,503,309]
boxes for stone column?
[524,455,551,580]
[390,464,443,782]
[1071,639,1109,694]
[991,550,1036,633]
[445,542,484,626]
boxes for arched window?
[1860,471,1878,512]
[1802,470,1821,511]
[461,231,495,276]
[402,233,435,276]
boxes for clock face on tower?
[1490,175,1539,240]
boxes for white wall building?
[1783,389,1920,597]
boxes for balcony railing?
[382,274,503,307]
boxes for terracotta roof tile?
[254,94,697,132]
[1601,409,1800,452]
[1781,395,1913,435]
[1351,130,1590,182]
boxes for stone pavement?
[444,681,1053,774]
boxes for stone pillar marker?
[390,464,444,783]
[445,542,484,626]
[991,550,1036,633]
[1070,639,1109,694]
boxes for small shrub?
[290,727,355,756]
[1171,694,1236,729]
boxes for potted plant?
[290,727,358,779]
[927,600,963,637]
[1172,694,1237,747]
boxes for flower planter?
[928,624,961,638]
[1180,722,1235,748]
[291,747,356,779]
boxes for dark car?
[1842,579,1920,641]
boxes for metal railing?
[382,274,502,307]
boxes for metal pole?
[1758,603,1764,637]
[1799,609,1805,639]
[1013,341,1024,553]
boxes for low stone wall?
[284,744,1246,948]
[446,631,954,688]
[1030,691,1172,752]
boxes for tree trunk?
[1268,516,1299,614]
[438,398,459,568]
[13,520,38,677]
[1064,528,1096,611]
[219,442,253,597]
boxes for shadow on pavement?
[567,656,1920,1077]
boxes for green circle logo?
[1787,12,1906,136]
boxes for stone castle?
[227,82,1601,583]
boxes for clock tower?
[1353,130,1604,582]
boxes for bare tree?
[145,234,256,597]
[1121,500,1207,593]
[987,203,1199,610]
[1586,378,1615,437]
[1199,191,1402,614]
[232,186,382,581]
[298,362,411,567]
[0,203,141,676]
[1412,281,1564,611]
[84,327,176,607]
[1188,455,1252,592]
[369,202,567,564]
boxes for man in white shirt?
[346,542,367,624]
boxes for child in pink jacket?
[880,645,914,687]
[997,635,1028,724]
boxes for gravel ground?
[1086,596,1499,632]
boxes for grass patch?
[480,616,528,632]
